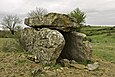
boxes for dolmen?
[20,13,92,65]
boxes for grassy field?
[90,34,115,62]
[0,26,115,77]
[0,38,40,77]
[81,26,115,62]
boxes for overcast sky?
[0,0,115,26]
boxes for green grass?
[0,30,21,38]
[0,38,24,52]
[89,34,115,43]
[92,41,115,62]
[81,26,115,36]
[0,38,13,46]
[82,26,115,62]
[0,26,115,77]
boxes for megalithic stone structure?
[24,13,79,32]
[20,13,92,65]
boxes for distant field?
[81,26,115,62]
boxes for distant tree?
[2,26,8,31]
[28,7,48,17]
[69,8,86,31]
[1,15,21,35]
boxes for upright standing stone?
[58,31,92,62]
[20,28,65,65]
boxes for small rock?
[39,74,45,77]
[45,70,57,77]
[60,67,64,70]
[34,59,40,63]
[69,70,73,74]
[44,66,50,70]
[70,64,85,70]
[31,68,43,76]
[64,67,69,70]
[70,60,77,64]
[56,69,62,73]
[27,55,35,61]
[86,62,99,71]
[60,59,70,67]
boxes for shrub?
[2,39,24,52]
[0,30,21,38]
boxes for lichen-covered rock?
[25,13,78,32]
[20,28,65,65]
[86,62,99,71]
[19,28,35,52]
[58,31,92,62]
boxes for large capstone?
[57,31,92,62]
[25,13,79,32]
[20,28,65,65]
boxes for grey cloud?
[0,0,115,26]
[86,9,115,25]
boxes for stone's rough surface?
[25,13,78,32]
[20,28,65,64]
[70,64,85,70]
[59,59,70,67]
[58,31,92,62]
[20,28,35,52]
